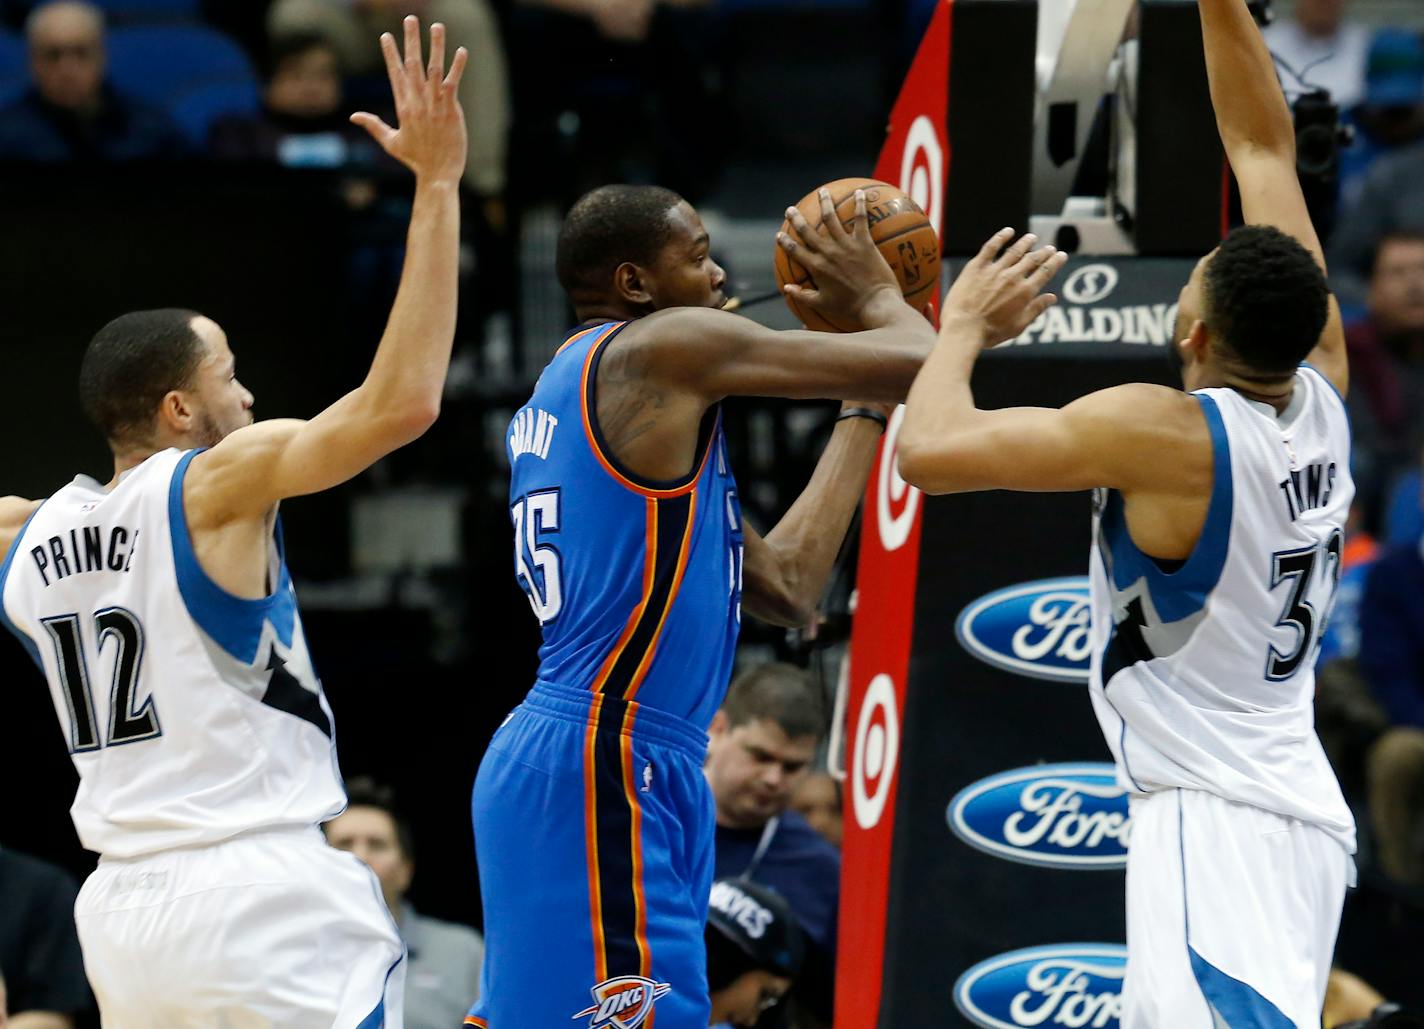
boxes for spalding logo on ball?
[773,177,942,332]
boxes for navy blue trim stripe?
[354,951,405,1029]
[584,325,721,494]
[1179,790,1294,1027]
[592,700,642,978]
[167,449,297,664]
[598,494,695,702]
[0,503,47,670]
[1100,394,1233,625]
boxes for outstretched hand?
[778,188,903,331]
[351,17,468,183]
[942,229,1068,347]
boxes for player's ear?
[614,262,654,308]
[1181,319,1209,364]
[708,710,730,739]
[157,389,193,433]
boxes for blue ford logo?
[955,577,1092,682]
[948,763,1129,869]
[955,944,1126,1029]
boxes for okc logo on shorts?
[571,976,672,1028]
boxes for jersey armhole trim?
[580,323,720,498]
[0,501,48,668]
[168,448,297,665]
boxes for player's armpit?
[626,305,934,406]
[184,389,437,525]
[740,524,814,629]
[897,383,1209,497]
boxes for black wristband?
[837,407,889,432]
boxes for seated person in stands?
[0,0,185,162]
[706,877,805,1029]
[210,32,381,172]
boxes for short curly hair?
[555,185,685,297]
[1202,225,1330,376]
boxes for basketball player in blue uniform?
[0,20,467,1025]
[469,190,1059,1027]
[899,1,1355,1024]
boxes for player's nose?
[711,261,727,290]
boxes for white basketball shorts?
[74,826,406,1028]
[1121,788,1352,1029]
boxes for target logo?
[877,405,921,552]
[1062,264,1120,305]
[899,115,944,238]
[852,674,901,830]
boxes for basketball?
[773,177,941,332]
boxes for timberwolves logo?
[571,976,671,1028]
[955,944,1126,1029]
[956,577,1093,683]
[948,763,1130,869]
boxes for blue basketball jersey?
[507,320,743,729]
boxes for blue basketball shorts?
[465,681,715,1029]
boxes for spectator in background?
[511,0,722,204]
[1329,148,1424,313]
[266,0,508,218]
[1340,30,1424,211]
[706,664,838,1029]
[707,878,805,1029]
[1357,463,1424,889]
[1262,0,1370,109]
[788,773,842,850]
[1343,233,1424,511]
[0,1,184,162]
[0,847,93,1028]
[323,778,483,1029]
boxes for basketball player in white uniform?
[0,19,467,1027]
[897,1,1354,1025]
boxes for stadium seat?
[92,0,203,20]
[0,31,25,107]
[107,25,257,107]
[170,79,261,148]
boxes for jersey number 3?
[512,490,562,624]
[41,607,160,753]
[1266,529,1344,681]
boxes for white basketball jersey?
[0,448,345,859]
[1088,366,1356,852]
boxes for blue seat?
[107,25,257,107]
[170,79,261,147]
[93,0,202,18]
[0,31,26,107]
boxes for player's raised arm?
[629,190,938,406]
[896,230,1210,498]
[1199,0,1347,394]
[186,17,469,519]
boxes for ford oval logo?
[956,577,1092,682]
[948,763,1129,869]
[955,943,1126,1029]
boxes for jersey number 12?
[42,607,160,753]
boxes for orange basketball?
[773,177,941,332]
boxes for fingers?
[817,188,842,241]
[1023,292,1059,323]
[782,283,820,307]
[350,111,396,148]
[379,32,407,106]
[847,189,871,242]
[976,227,1016,265]
[427,21,446,83]
[403,15,423,80]
[1028,249,1069,288]
[444,45,469,93]
[999,231,1037,266]
[777,226,825,274]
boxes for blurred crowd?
[3,0,1424,1026]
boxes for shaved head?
[26,0,104,42]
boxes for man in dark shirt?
[0,1,184,163]
[0,847,93,1027]
[707,663,839,1028]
